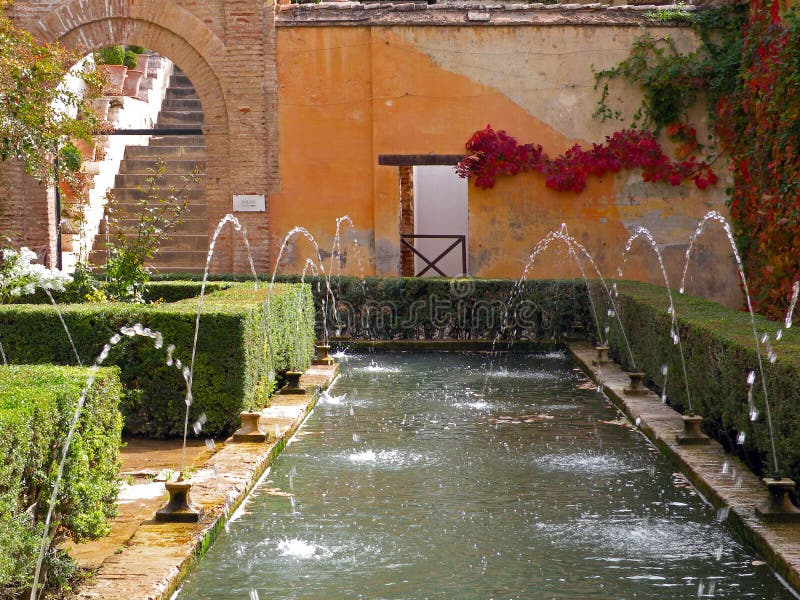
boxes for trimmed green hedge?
[146,275,594,340]
[0,365,123,595]
[23,280,231,305]
[273,276,593,341]
[0,283,315,438]
[598,281,800,484]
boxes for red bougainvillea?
[456,125,717,193]
[715,0,800,319]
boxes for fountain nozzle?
[312,344,334,366]
[280,370,305,395]
[232,411,268,443]
[155,479,202,523]
[676,414,710,445]
[592,345,611,366]
[623,372,648,396]
[755,478,800,522]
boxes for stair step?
[105,203,206,217]
[147,135,205,147]
[103,217,209,234]
[124,145,206,159]
[162,98,202,111]
[114,173,206,187]
[157,112,204,126]
[93,234,210,252]
[169,73,193,84]
[155,122,205,131]
[118,159,206,174]
[164,87,199,100]
[89,252,207,273]
[108,188,206,202]
[144,250,214,268]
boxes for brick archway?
[9,0,277,272]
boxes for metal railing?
[400,234,467,277]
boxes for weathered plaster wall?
[274,13,739,306]
[3,1,740,306]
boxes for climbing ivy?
[717,1,800,319]
[593,3,800,320]
[593,7,746,153]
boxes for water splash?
[619,227,693,413]
[679,211,779,475]
[269,226,336,345]
[276,538,329,559]
[188,214,260,474]
[329,215,354,278]
[520,224,636,368]
[785,280,799,328]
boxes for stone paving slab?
[73,363,338,600]
[570,342,800,595]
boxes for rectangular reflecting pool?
[177,351,796,599]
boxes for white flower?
[0,246,72,302]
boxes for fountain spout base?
[676,415,710,445]
[279,370,305,395]
[155,480,202,523]
[232,411,268,443]
[755,478,800,522]
[623,372,648,396]
[591,345,611,366]
[312,344,334,366]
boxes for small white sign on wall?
[233,194,266,212]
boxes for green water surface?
[177,351,796,600]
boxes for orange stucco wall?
[273,24,740,306]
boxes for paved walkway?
[570,342,800,595]
[72,363,338,600]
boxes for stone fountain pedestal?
[155,480,202,523]
[232,411,269,443]
[312,344,334,366]
[591,345,611,366]
[755,478,800,522]
[623,372,648,396]
[279,370,305,395]
[676,414,710,445]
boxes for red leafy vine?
[716,0,800,319]
[456,125,717,193]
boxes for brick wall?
[0,161,56,266]
[6,0,279,272]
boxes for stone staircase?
[92,68,208,274]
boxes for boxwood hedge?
[273,275,593,341]
[596,281,800,485]
[0,283,315,438]
[0,365,122,595]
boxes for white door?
[412,165,468,277]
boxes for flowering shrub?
[456,125,717,192]
[716,0,800,319]
[0,247,72,303]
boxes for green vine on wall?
[593,4,800,320]
[593,7,747,156]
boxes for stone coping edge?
[75,363,339,600]
[331,338,570,352]
[276,2,697,26]
[569,342,800,597]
